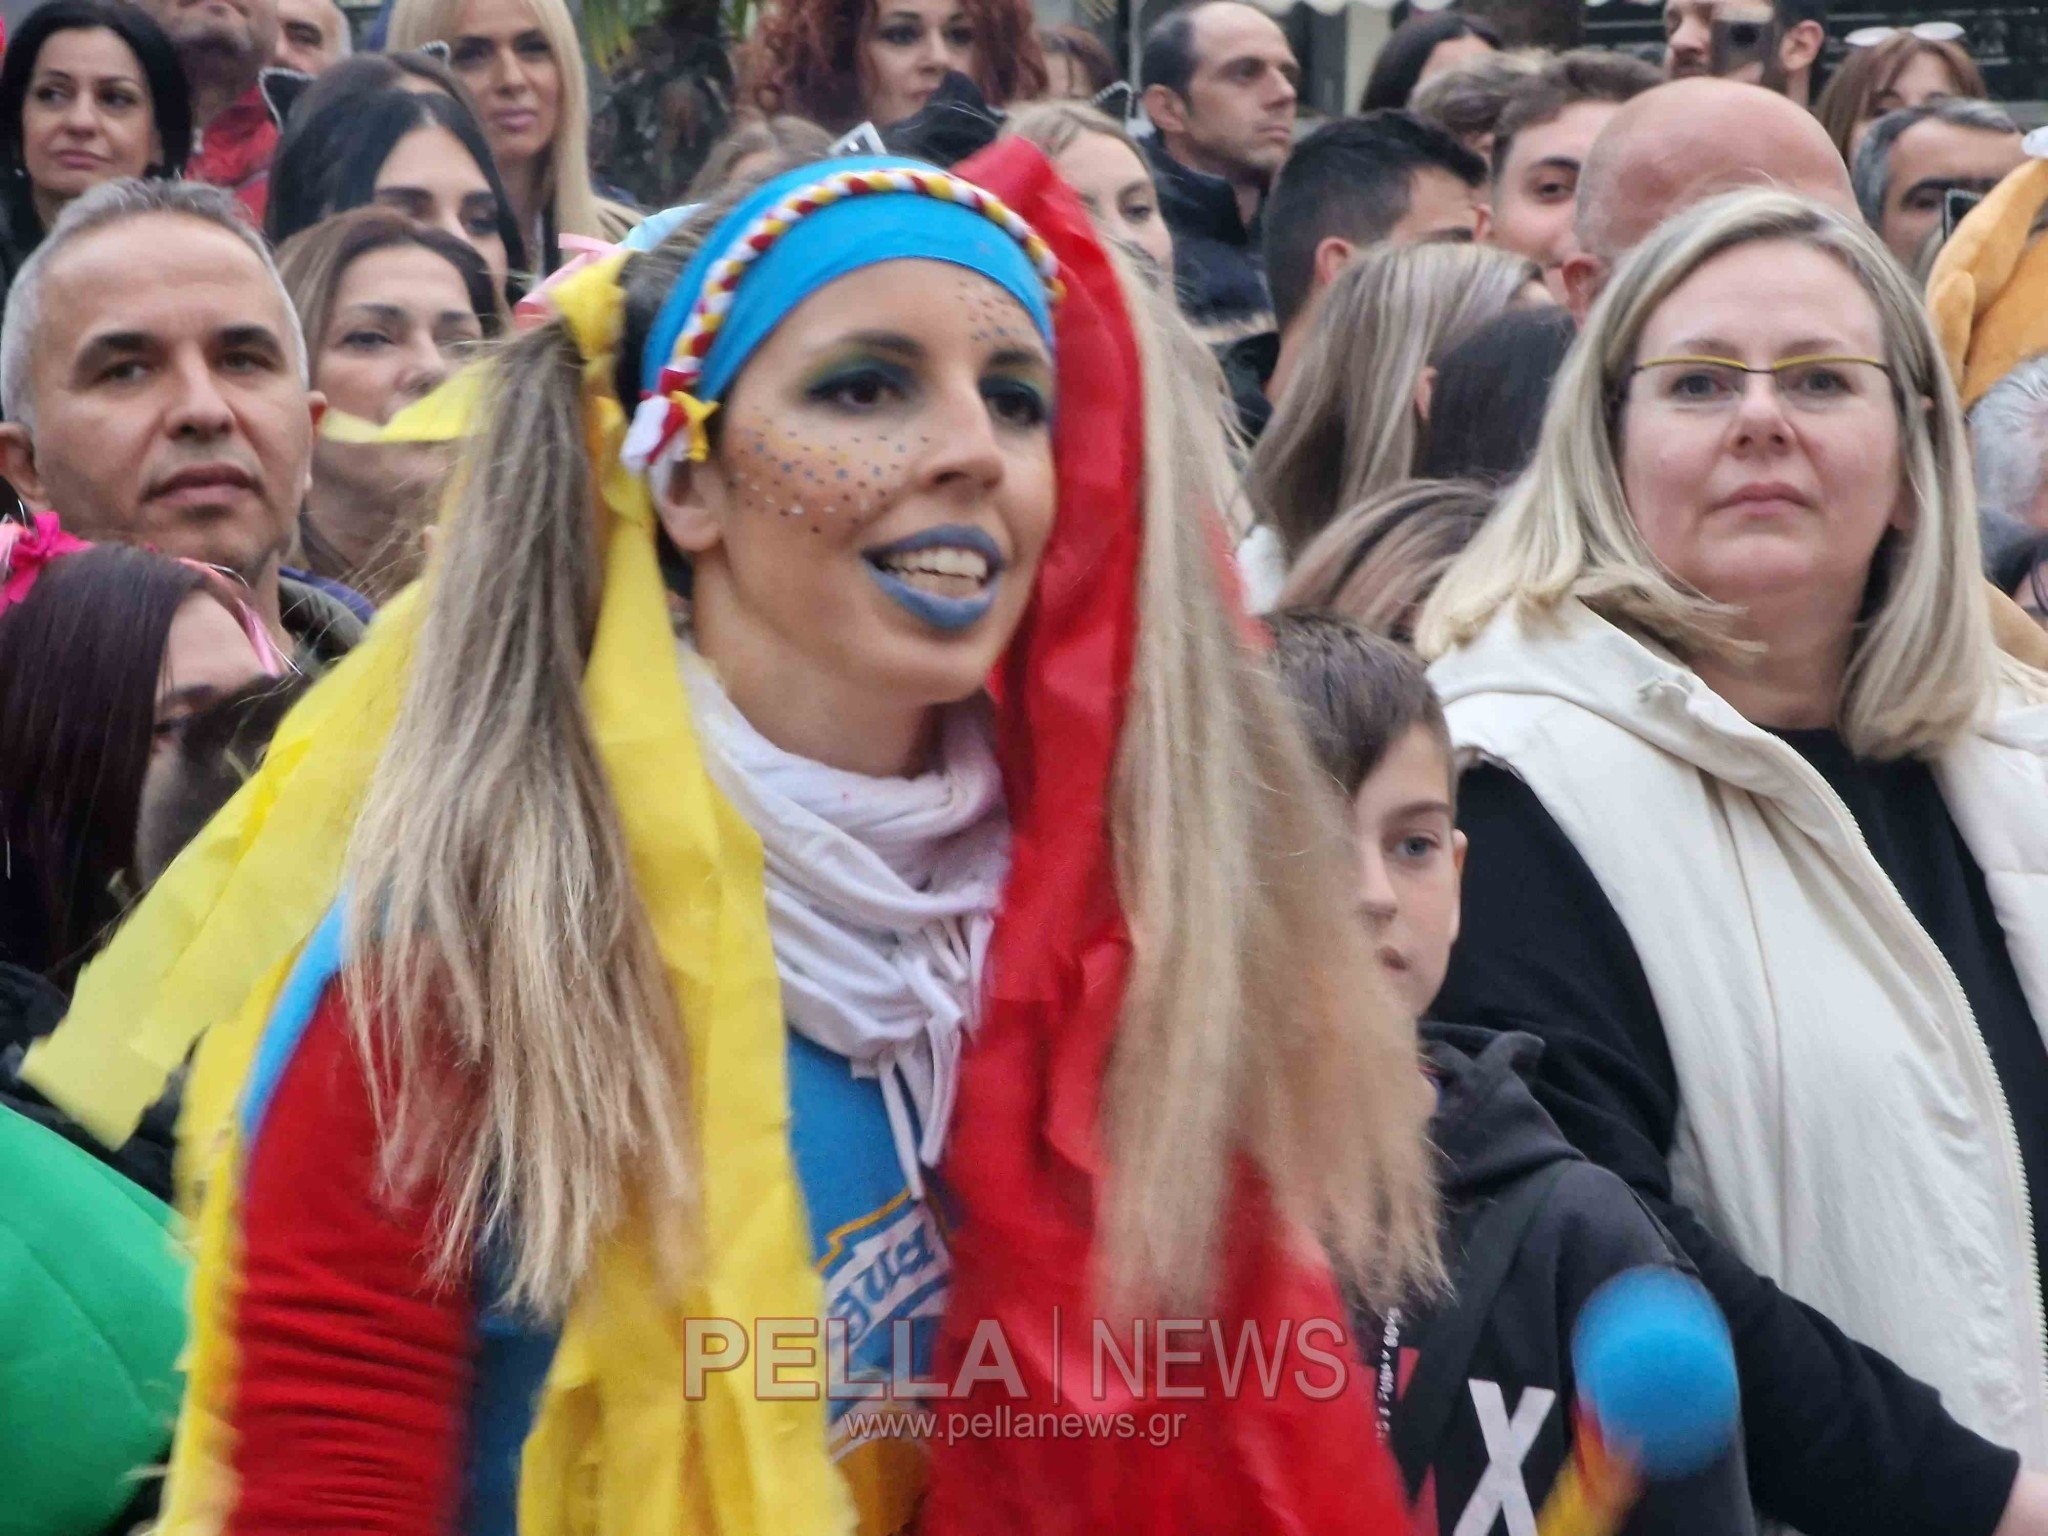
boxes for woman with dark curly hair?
[742,0,1047,132]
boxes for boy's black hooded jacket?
[1368,1024,1756,1536]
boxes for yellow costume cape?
[23,257,854,1535]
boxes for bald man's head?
[1563,78,1854,316]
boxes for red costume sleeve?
[226,987,475,1535]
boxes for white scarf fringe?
[681,646,1008,1198]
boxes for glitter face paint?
[654,260,1057,749]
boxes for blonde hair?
[1004,99,1146,164]
[1105,263,1438,1311]
[1250,242,1539,561]
[1417,189,2003,760]
[685,115,834,200]
[342,196,1440,1315]
[1276,479,1494,643]
[388,0,630,246]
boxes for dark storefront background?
[1585,1,2048,110]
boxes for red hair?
[741,0,1049,132]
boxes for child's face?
[1352,724,1467,1020]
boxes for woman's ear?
[651,454,725,556]
[1414,364,1439,425]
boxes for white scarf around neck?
[680,646,1009,1198]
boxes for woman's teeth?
[875,547,991,596]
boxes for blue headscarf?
[627,157,1057,458]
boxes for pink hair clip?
[512,234,621,333]
[0,514,287,675]
[0,511,90,613]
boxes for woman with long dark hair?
[0,523,282,1536]
[265,86,527,299]
[1359,10,1502,112]
[0,0,189,305]
[0,532,280,992]
[1414,303,1577,484]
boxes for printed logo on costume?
[1450,1381,1557,1536]
[787,1031,951,1535]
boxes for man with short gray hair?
[273,0,352,77]
[1973,355,2048,551]
[1852,98,2024,269]
[0,179,354,663]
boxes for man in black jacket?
[0,179,361,673]
[1138,1,1299,342]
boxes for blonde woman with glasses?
[1419,188,2048,1536]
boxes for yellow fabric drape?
[26,256,852,1536]
[1927,158,2048,411]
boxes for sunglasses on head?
[1844,22,1965,48]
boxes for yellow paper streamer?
[318,365,490,445]
[30,255,853,1536]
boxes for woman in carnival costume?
[25,142,1437,1534]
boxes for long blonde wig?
[1416,189,2003,761]
[1104,261,1439,1312]
[1250,241,1539,562]
[388,0,629,245]
[343,186,1440,1315]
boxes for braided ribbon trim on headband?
[620,166,1064,475]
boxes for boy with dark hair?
[1264,610,1755,1536]
[1479,49,1659,299]
[1263,111,1487,339]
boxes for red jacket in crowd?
[189,83,277,224]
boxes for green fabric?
[0,1102,186,1536]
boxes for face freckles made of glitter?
[654,258,1057,739]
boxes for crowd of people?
[2,0,2048,1531]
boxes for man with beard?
[139,0,283,219]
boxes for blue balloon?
[1572,1267,1740,1479]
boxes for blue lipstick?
[862,525,1005,633]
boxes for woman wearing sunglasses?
[1814,22,1987,165]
